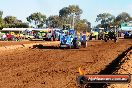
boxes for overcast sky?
[0,0,132,26]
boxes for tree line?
[96,12,132,29]
[26,5,91,32]
[0,5,91,32]
[0,5,131,32]
[0,11,29,29]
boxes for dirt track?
[0,39,131,88]
[0,41,40,46]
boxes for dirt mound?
[0,41,60,51]
[108,50,132,88]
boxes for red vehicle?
[6,34,12,41]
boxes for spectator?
[81,33,87,48]
[2,34,7,41]
[16,34,20,41]
[6,33,12,41]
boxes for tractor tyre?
[89,36,92,40]
[81,41,87,48]
[75,41,81,49]
[114,37,117,43]
[50,37,54,41]
[104,37,107,42]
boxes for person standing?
[6,33,12,41]
[81,31,87,48]
[2,34,7,41]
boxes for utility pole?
[72,13,75,29]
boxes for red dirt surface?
[108,50,132,88]
[0,41,45,47]
[0,39,131,88]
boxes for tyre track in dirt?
[107,49,132,88]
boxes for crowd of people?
[0,33,23,41]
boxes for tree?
[75,19,90,32]
[4,16,20,24]
[59,7,70,18]
[27,12,46,28]
[115,12,131,27]
[96,13,115,29]
[116,12,131,22]
[3,16,29,28]
[46,15,63,28]
[59,5,82,17]
[68,5,83,15]
[0,11,3,17]
[59,5,83,26]
[87,21,91,32]
[0,11,4,29]
[0,11,3,22]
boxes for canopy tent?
[120,27,132,31]
[2,28,49,31]
[120,22,132,31]
[2,28,34,31]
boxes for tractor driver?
[108,29,116,40]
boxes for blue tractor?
[59,29,87,49]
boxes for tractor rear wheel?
[89,35,92,40]
[114,37,117,42]
[50,37,54,41]
[81,41,87,48]
[104,37,107,42]
[75,41,81,49]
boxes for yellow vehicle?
[89,28,99,40]
[25,34,34,39]
[10,31,15,37]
